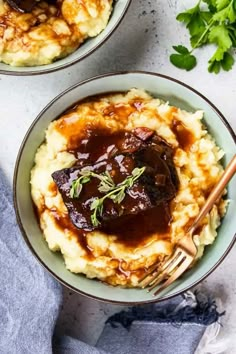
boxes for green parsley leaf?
[228,25,236,45]
[209,24,232,50]
[200,11,213,23]
[188,12,206,38]
[216,0,231,11]
[208,59,221,72]
[170,53,197,71]
[212,2,234,22]
[176,12,194,25]
[208,49,234,72]
[190,31,208,47]
[228,2,236,22]
[178,5,207,45]
[211,46,225,62]
[172,45,190,54]
[221,51,235,70]
[203,0,217,13]
[176,2,201,25]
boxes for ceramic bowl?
[0,0,131,76]
[14,72,236,304]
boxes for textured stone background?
[0,0,235,352]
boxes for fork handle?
[189,154,236,234]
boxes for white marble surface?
[0,0,235,352]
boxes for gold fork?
[139,154,236,296]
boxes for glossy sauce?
[50,208,94,260]
[55,99,138,149]
[52,125,179,244]
[172,119,195,150]
[69,129,142,169]
[42,95,198,259]
[102,203,171,247]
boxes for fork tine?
[152,256,193,296]
[157,249,182,275]
[147,252,186,292]
[144,251,183,290]
[140,269,160,289]
[138,260,161,284]
[147,272,167,292]
[139,248,181,285]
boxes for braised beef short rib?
[52,128,179,231]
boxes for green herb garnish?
[70,172,91,198]
[69,167,146,227]
[170,45,197,71]
[97,171,116,193]
[90,167,146,227]
[170,0,236,73]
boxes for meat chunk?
[133,127,155,141]
[52,129,179,231]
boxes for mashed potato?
[31,89,227,287]
[0,0,112,66]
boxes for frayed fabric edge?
[195,298,230,354]
[106,290,225,330]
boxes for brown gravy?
[38,94,197,257]
[102,203,171,247]
[172,119,195,150]
[51,126,178,249]
[50,208,95,260]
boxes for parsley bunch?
[69,167,146,227]
[170,0,236,73]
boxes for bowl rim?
[13,71,236,305]
[0,0,132,76]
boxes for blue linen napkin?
[0,169,62,354]
[0,168,223,354]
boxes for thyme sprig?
[90,167,146,227]
[70,174,91,198]
[70,169,115,199]
[69,167,146,227]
